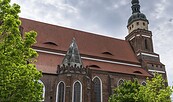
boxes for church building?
[20,0,167,102]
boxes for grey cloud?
[169,18,173,22]
[63,0,130,36]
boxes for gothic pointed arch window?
[56,81,65,102]
[117,79,124,86]
[93,76,102,102]
[73,81,82,102]
[38,80,45,101]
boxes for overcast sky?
[11,0,173,87]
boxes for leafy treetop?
[109,74,173,102]
[0,0,43,101]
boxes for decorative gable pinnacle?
[61,37,83,67]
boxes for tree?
[0,0,43,101]
[109,79,140,102]
[109,74,173,102]
[137,74,173,102]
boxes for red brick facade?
[40,69,148,102]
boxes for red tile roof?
[85,60,151,77]
[21,18,139,64]
[36,52,150,76]
[20,18,150,76]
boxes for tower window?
[132,24,134,28]
[144,39,148,49]
[143,22,146,26]
[136,22,139,26]
[130,27,131,30]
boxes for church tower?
[126,0,153,53]
[125,0,167,78]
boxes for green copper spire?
[62,38,83,67]
[131,0,140,14]
[132,0,139,3]
[128,0,148,26]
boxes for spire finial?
[132,0,139,4]
[72,37,75,41]
[131,0,140,14]
[62,37,83,67]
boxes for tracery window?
[38,80,45,101]
[73,81,82,102]
[118,79,124,86]
[93,77,102,102]
[56,82,65,102]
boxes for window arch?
[117,79,124,86]
[56,81,65,102]
[38,80,45,101]
[92,76,102,102]
[141,81,146,86]
[72,81,82,102]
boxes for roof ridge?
[20,17,126,42]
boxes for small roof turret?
[61,38,83,67]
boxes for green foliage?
[137,74,173,102]
[109,80,140,102]
[109,74,173,102]
[0,0,43,101]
